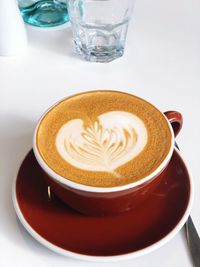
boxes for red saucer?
[13,149,192,261]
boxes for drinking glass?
[18,0,69,27]
[67,0,135,62]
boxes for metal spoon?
[175,142,200,267]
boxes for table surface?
[0,0,200,266]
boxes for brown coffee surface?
[36,91,172,187]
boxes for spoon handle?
[175,142,200,267]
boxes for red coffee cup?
[33,96,183,216]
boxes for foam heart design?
[56,111,148,175]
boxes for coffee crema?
[36,91,172,187]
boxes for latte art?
[36,91,172,187]
[56,111,148,175]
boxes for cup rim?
[33,90,175,193]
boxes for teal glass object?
[18,0,69,27]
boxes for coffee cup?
[33,91,183,215]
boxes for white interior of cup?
[33,92,175,193]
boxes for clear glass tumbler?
[67,0,135,62]
[18,0,69,27]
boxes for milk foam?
[56,111,148,174]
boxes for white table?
[0,0,199,266]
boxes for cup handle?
[164,111,183,137]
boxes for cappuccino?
[36,91,172,187]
